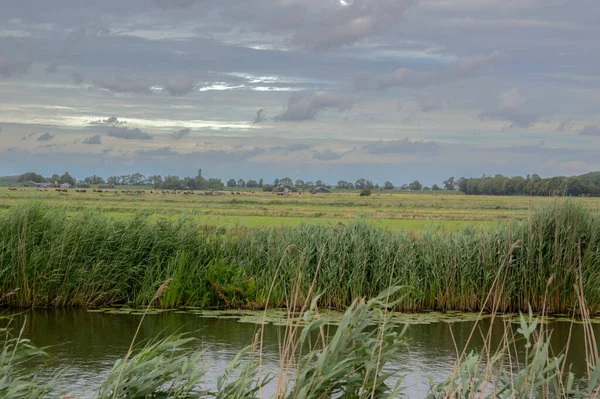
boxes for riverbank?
[0,201,599,314]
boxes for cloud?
[312,148,354,161]
[579,125,600,136]
[254,108,266,124]
[89,116,126,126]
[554,118,572,133]
[0,37,34,78]
[69,72,83,84]
[278,143,313,152]
[83,135,102,145]
[150,0,201,9]
[95,78,152,94]
[106,127,153,140]
[136,147,178,156]
[164,76,195,95]
[355,51,501,91]
[44,62,58,74]
[290,0,415,49]
[36,133,55,141]
[277,91,352,121]
[172,127,192,140]
[480,88,539,128]
[363,138,440,154]
[419,94,444,112]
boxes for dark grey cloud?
[22,132,38,141]
[83,135,102,145]
[277,92,352,121]
[89,116,126,126]
[277,143,313,152]
[555,119,572,133]
[0,38,34,78]
[136,147,178,156]
[356,51,501,91]
[69,72,84,84]
[290,0,415,49]
[580,125,600,137]
[106,127,153,140]
[95,78,152,94]
[164,76,195,96]
[363,138,440,155]
[254,108,266,124]
[172,128,192,140]
[312,148,353,161]
[480,89,539,128]
[150,0,201,9]
[36,133,55,142]
[44,62,59,74]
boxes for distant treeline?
[457,172,600,197]
[4,170,600,196]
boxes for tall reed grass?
[0,201,599,314]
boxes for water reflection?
[1,310,597,397]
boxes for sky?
[0,0,599,185]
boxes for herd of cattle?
[5,187,253,196]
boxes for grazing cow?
[9,188,17,191]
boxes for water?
[2,309,598,397]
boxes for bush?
[359,189,372,197]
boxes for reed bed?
[0,201,599,314]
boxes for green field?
[2,186,600,230]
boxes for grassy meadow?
[2,186,600,230]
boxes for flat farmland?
[2,187,600,230]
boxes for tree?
[51,174,60,184]
[315,180,323,187]
[279,177,293,186]
[384,181,394,190]
[295,179,305,188]
[262,184,274,192]
[227,179,237,188]
[247,179,258,188]
[273,178,280,187]
[400,184,408,190]
[432,184,440,191]
[360,189,372,197]
[237,179,246,188]
[258,178,264,188]
[17,172,45,183]
[355,178,367,189]
[207,178,224,190]
[195,169,206,190]
[84,175,105,185]
[59,172,76,186]
[443,176,455,191]
[408,180,422,191]
[163,175,182,190]
[183,177,197,190]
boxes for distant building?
[33,182,53,188]
[60,183,71,188]
[310,186,331,194]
